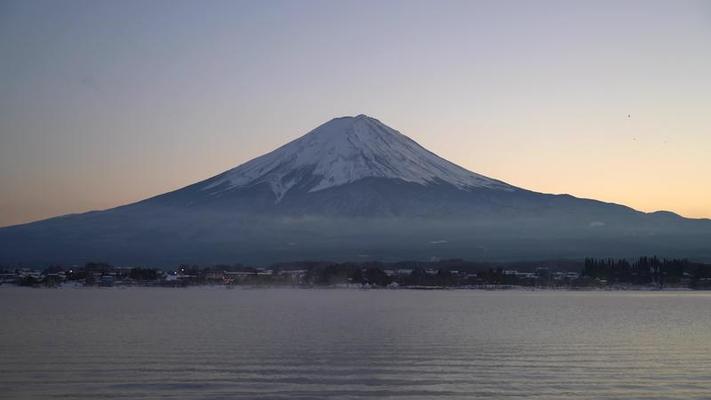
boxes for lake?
[1,288,710,399]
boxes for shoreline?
[0,283,700,292]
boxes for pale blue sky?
[1,0,710,226]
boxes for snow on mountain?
[203,114,514,200]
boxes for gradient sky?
[1,0,710,227]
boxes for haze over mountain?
[1,115,709,266]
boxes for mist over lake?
[1,288,709,399]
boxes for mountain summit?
[200,115,512,201]
[1,115,710,266]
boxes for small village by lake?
[3,257,711,290]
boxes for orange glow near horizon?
[1,1,710,226]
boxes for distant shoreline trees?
[3,256,711,289]
[582,257,711,289]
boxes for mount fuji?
[1,115,710,266]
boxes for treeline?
[304,263,461,287]
[300,262,569,288]
[5,257,711,289]
[582,256,711,288]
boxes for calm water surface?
[1,288,710,399]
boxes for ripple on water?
[1,288,711,399]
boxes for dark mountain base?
[2,179,709,266]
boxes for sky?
[1,0,710,227]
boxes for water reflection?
[1,288,709,399]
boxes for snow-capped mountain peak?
[203,115,514,200]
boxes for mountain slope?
[1,115,710,266]
[199,114,513,202]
